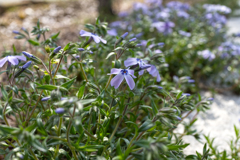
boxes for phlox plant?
[109,0,240,92]
[0,16,215,160]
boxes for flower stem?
[79,62,88,82]
[105,75,113,89]
[3,102,9,126]
[53,55,63,78]
[25,90,43,126]
[54,116,63,158]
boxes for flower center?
[121,69,128,75]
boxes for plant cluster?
[0,0,239,160]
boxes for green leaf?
[60,77,76,89]
[0,125,18,134]
[116,139,123,156]
[28,39,40,46]
[79,99,96,105]
[151,99,158,116]
[0,70,7,75]
[106,52,116,59]
[134,140,150,148]
[36,85,57,91]
[32,139,47,152]
[54,75,70,80]
[36,85,68,92]
[51,32,60,39]
[77,85,85,99]
[64,43,70,51]
[176,91,183,99]
[1,85,8,101]
[36,118,47,136]
[138,119,154,132]
[167,144,189,150]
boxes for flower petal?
[80,30,92,37]
[110,68,122,74]
[139,70,144,75]
[92,35,101,43]
[157,73,161,82]
[100,37,107,44]
[0,57,8,67]
[15,55,26,61]
[111,73,124,89]
[8,56,19,65]
[124,58,138,67]
[125,75,135,90]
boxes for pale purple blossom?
[147,65,161,82]
[0,55,26,68]
[55,108,65,114]
[203,4,231,14]
[107,29,118,36]
[53,46,61,53]
[179,30,191,37]
[124,58,151,75]
[109,68,136,90]
[151,21,175,35]
[198,50,215,60]
[80,30,107,44]
[41,97,51,101]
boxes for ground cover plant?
[0,0,240,159]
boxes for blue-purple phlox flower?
[109,68,136,90]
[203,4,231,14]
[147,65,161,82]
[133,2,149,14]
[124,58,150,75]
[0,55,26,68]
[167,1,190,10]
[129,38,137,42]
[179,30,191,37]
[22,61,32,69]
[22,51,36,59]
[80,30,107,44]
[151,21,175,35]
[198,50,215,60]
[208,97,214,101]
[118,11,129,17]
[182,93,191,96]
[121,32,129,39]
[12,30,20,34]
[53,46,61,53]
[55,108,65,114]
[78,48,85,51]
[177,11,189,19]
[188,79,195,83]
[41,96,51,101]
[107,29,118,36]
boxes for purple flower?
[109,68,136,90]
[53,46,61,53]
[121,32,129,39]
[208,98,214,101]
[41,96,51,101]
[124,58,150,75]
[203,4,231,14]
[118,11,129,17]
[147,65,161,82]
[0,55,26,68]
[129,38,137,42]
[188,79,195,83]
[177,11,189,19]
[55,108,65,114]
[107,29,118,36]
[182,93,191,96]
[198,50,215,60]
[12,30,20,34]
[151,21,175,35]
[80,30,107,44]
[22,61,32,69]
[133,2,149,14]
[78,48,85,51]
[22,51,36,59]
[179,30,191,37]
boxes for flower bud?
[121,32,128,39]
[129,38,137,42]
[12,30,20,34]
[51,90,62,101]
[22,51,42,64]
[55,108,65,114]
[53,46,61,53]
[45,45,51,53]
[33,65,39,70]
[22,61,32,69]
[41,96,50,101]
[78,48,85,51]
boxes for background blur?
[0,0,239,53]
